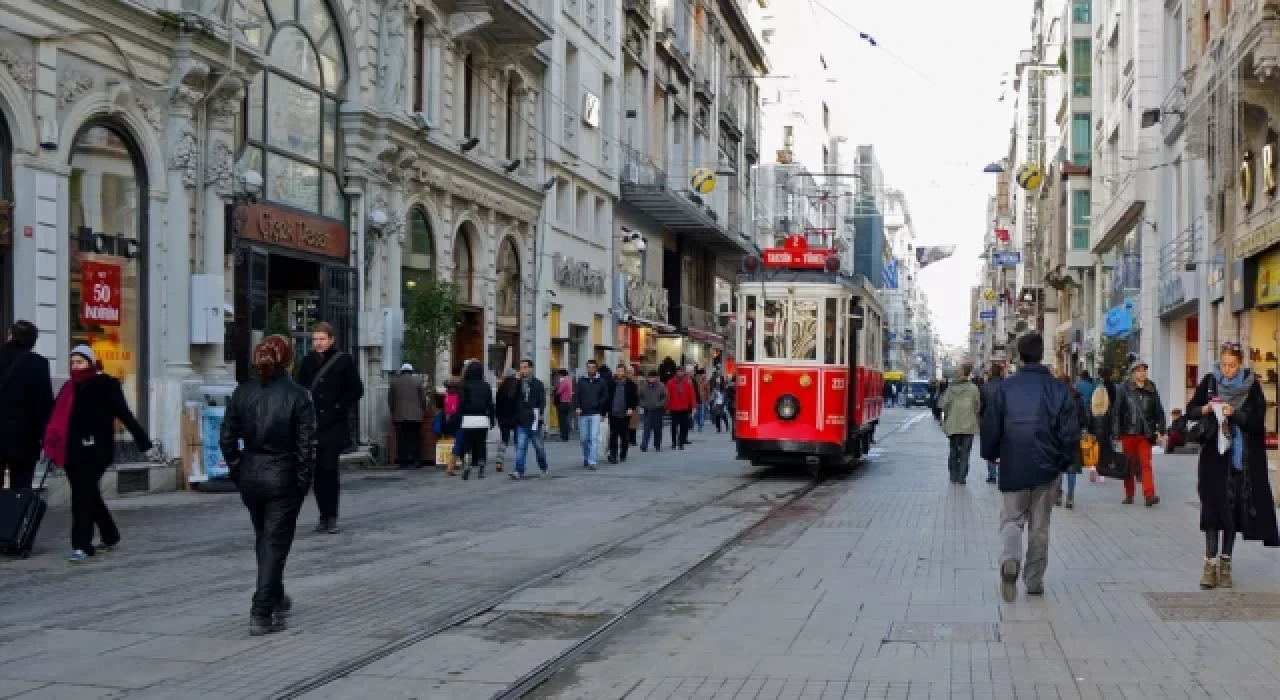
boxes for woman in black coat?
[494,370,519,472]
[42,345,151,562]
[220,335,316,635]
[456,361,495,480]
[1187,342,1280,590]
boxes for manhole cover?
[884,622,1000,643]
[1145,592,1280,621]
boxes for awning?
[619,314,677,333]
[685,327,726,345]
[620,183,751,255]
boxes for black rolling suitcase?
[0,463,52,558]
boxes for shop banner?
[80,260,122,326]
[1256,249,1280,306]
[202,405,230,480]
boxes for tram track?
[275,413,920,700]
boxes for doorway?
[452,308,484,376]
[268,253,321,360]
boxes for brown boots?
[1200,557,1234,589]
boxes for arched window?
[463,53,476,139]
[402,206,434,306]
[68,122,148,425]
[496,237,520,324]
[453,227,473,303]
[237,0,347,219]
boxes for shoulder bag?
[1186,374,1217,444]
[308,351,348,392]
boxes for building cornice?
[716,0,769,73]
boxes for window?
[1202,10,1211,53]
[790,300,818,361]
[762,299,788,359]
[505,75,518,160]
[822,102,830,131]
[1072,39,1091,96]
[1071,189,1091,249]
[463,53,475,139]
[1072,0,1090,23]
[1071,113,1091,165]
[238,0,346,219]
[837,298,847,365]
[555,177,571,224]
[403,207,434,308]
[69,123,147,425]
[496,238,520,326]
[412,18,424,112]
[823,298,838,364]
[743,295,757,361]
[576,187,590,237]
[453,227,474,303]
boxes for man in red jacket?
[666,366,696,449]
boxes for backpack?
[1090,385,1110,417]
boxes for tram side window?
[837,298,847,365]
[791,300,819,361]
[824,298,838,364]
[763,299,788,359]
[744,295,757,361]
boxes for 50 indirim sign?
[80,260,122,326]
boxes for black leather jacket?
[1111,380,1166,438]
[220,374,317,497]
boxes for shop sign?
[1159,274,1187,314]
[1256,249,1280,306]
[553,253,606,294]
[979,310,996,319]
[991,251,1021,267]
[1237,215,1280,260]
[762,247,830,269]
[80,260,122,326]
[235,204,349,260]
[622,275,670,322]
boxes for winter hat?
[70,344,96,364]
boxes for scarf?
[43,368,98,467]
[1213,366,1253,471]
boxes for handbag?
[1080,434,1100,467]
[1095,451,1131,480]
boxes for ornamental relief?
[0,48,35,93]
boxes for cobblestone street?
[5,410,1280,699]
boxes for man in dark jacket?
[574,360,609,470]
[1110,358,1166,506]
[0,321,53,489]
[980,333,1078,601]
[638,370,668,451]
[979,362,1005,484]
[295,322,363,534]
[607,363,639,463]
[510,359,549,479]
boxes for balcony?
[677,304,726,343]
[624,0,654,28]
[452,0,553,50]
[619,145,750,255]
[1157,219,1204,317]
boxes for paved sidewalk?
[539,409,1280,699]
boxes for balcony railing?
[620,143,667,186]
[678,304,720,336]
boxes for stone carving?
[205,140,235,196]
[171,85,205,110]
[169,128,199,188]
[0,48,35,93]
[135,95,164,132]
[378,0,408,109]
[58,71,95,109]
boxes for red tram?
[733,236,885,470]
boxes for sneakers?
[95,541,117,553]
[313,519,329,533]
[1054,492,1063,507]
[586,463,598,470]
[67,550,91,563]
[999,560,1020,602]
[462,466,471,480]
[509,471,522,480]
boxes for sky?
[798,0,1029,346]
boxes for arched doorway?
[450,224,482,374]
[494,237,521,373]
[68,121,149,442]
[0,111,12,331]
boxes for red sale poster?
[80,260,122,326]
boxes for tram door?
[846,300,861,447]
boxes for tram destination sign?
[235,204,349,260]
[762,247,831,269]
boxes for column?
[202,85,242,378]
[164,81,202,376]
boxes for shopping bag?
[1080,434,1100,467]
[1095,451,1131,480]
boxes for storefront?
[545,250,608,375]
[614,271,674,376]
[1248,247,1280,447]
[230,203,354,381]
[68,121,149,450]
[1158,262,1201,408]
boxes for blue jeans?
[514,425,548,475]
[694,403,706,431]
[1064,471,1077,498]
[578,414,601,466]
[987,460,998,481]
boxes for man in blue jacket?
[980,332,1079,601]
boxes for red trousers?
[1120,434,1156,499]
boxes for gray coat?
[388,372,427,423]
[638,380,668,411]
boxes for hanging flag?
[916,245,956,268]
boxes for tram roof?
[737,270,879,295]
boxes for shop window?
[239,0,346,219]
[496,237,520,326]
[452,227,474,303]
[401,206,435,307]
[68,122,147,424]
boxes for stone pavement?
[534,409,1280,699]
[0,421,778,700]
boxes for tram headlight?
[775,394,801,421]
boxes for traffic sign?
[991,251,1022,267]
[979,310,996,319]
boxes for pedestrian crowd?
[925,331,1280,602]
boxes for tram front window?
[763,299,788,359]
[790,300,818,360]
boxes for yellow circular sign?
[691,167,717,194]
[983,288,996,301]
[973,321,985,331]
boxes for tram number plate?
[736,411,749,421]
[827,415,846,426]
[831,378,846,390]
